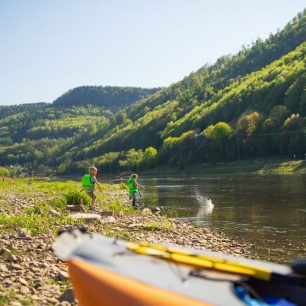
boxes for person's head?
[89,166,98,175]
[131,173,138,179]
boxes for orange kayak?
[54,230,306,306]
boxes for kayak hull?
[55,231,306,306]
[68,258,212,306]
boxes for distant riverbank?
[139,159,306,176]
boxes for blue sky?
[0,0,305,105]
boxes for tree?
[211,122,233,140]
[237,112,262,135]
[203,122,233,160]
[143,147,158,167]
[284,114,303,131]
[115,112,127,125]
[119,149,144,170]
[269,105,289,124]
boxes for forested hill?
[52,86,160,108]
[0,103,48,120]
[0,10,305,175]
[0,86,160,119]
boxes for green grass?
[102,199,134,214]
[0,290,33,306]
[257,160,306,174]
[0,212,81,235]
[0,178,131,235]
[0,177,177,239]
[143,218,174,231]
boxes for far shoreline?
[94,158,306,180]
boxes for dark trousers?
[131,192,137,207]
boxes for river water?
[140,174,306,263]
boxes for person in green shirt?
[81,166,103,208]
[127,173,144,208]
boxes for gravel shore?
[0,182,250,305]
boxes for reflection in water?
[193,188,214,217]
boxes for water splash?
[193,188,214,217]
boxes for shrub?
[53,198,68,210]
[119,182,128,189]
[64,190,91,207]
[0,167,9,177]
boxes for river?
[139,174,306,263]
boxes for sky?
[0,0,305,105]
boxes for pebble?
[50,209,61,216]
[104,216,116,223]
[20,286,30,295]
[142,208,153,216]
[19,278,28,286]
[9,302,22,306]
[59,288,75,303]
[56,270,69,281]
[8,263,23,270]
[0,264,9,272]
[18,228,30,238]
[0,247,12,255]
[6,255,18,262]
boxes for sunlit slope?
[73,42,305,163]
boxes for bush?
[53,198,68,210]
[0,167,9,177]
[64,190,91,207]
[119,182,128,189]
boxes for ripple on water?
[154,185,184,188]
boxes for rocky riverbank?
[0,178,250,306]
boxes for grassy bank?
[0,178,248,305]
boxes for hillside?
[62,10,306,173]
[0,9,305,175]
[0,103,48,119]
[52,86,160,108]
[0,86,159,120]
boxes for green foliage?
[64,190,91,206]
[204,122,233,140]
[119,149,144,169]
[119,182,128,189]
[203,122,234,161]
[0,136,13,145]
[143,147,158,167]
[237,112,262,135]
[283,114,303,130]
[92,152,122,172]
[0,212,77,235]
[0,167,9,177]
[0,289,33,306]
[53,86,160,108]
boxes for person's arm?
[92,176,103,191]
[95,180,103,191]
[135,181,145,189]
